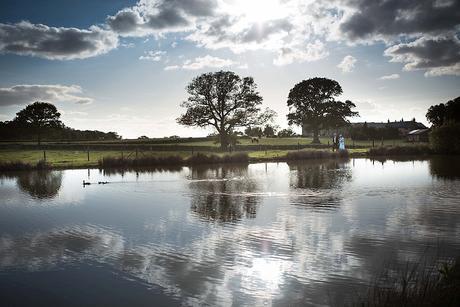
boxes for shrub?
[368,145,432,156]
[430,123,460,154]
[285,150,348,160]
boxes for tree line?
[2,71,458,150]
[0,102,120,143]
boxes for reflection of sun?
[225,0,285,23]
[250,258,282,285]
[241,256,291,297]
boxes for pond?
[1,157,460,306]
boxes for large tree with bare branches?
[177,71,274,149]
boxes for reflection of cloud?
[0,225,124,271]
[2,161,460,305]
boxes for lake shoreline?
[0,148,457,171]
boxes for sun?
[224,0,286,23]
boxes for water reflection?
[288,159,352,210]
[188,165,259,222]
[429,156,460,180]
[0,159,460,306]
[0,171,63,199]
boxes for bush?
[430,123,460,154]
[285,150,348,160]
[368,145,432,156]
[0,160,50,171]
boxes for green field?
[0,136,417,169]
[0,136,407,147]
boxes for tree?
[177,71,274,149]
[426,96,460,127]
[14,102,63,145]
[286,77,359,144]
[244,126,263,138]
[263,124,278,137]
[277,128,296,137]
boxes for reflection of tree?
[188,165,259,222]
[288,160,352,210]
[429,156,460,180]
[16,171,63,199]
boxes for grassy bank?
[0,148,361,171]
[0,141,438,171]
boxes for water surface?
[1,157,459,306]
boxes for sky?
[0,0,459,138]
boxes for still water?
[0,158,459,306]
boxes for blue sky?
[0,0,459,138]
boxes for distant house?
[407,129,430,142]
[301,119,427,137]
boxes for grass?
[0,137,408,148]
[0,138,431,171]
[353,257,460,307]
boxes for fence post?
[43,150,46,162]
[136,148,138,159]
[372,139,375,147]
[381,137,384,146]
[297,142,300,151]
[87,147,90,161]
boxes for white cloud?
[379,74,400,80]
[164,65,180,71]
[182,55,235,70]
[337,55,357,73]
[274,40,328,66]
[0,84,93,107]
[139,50,166,61]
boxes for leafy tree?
[286,77,359,144]
[14,102,63,145]
[426,96,460,127]
[263,124,278,137]
[177,71,274,149]
[244,126,263,138]
[277,128,296,137]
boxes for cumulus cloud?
[274,40,328,66]
[384,36,460,76]
[0,21,118,60]
[107,0,218,36]
[338,0,460,42]
[337,55,357,73]
[380,74,400,80]
[0,84,93,107]
[139,50,166,61]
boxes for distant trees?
[0,102,121,142]
[349,125,400,140]
[177,71,274,149]
[286,77,359,144]
[244,126,263,138]
[14,102,63,145]
[277,128,296,137]
[426,96,460,127]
